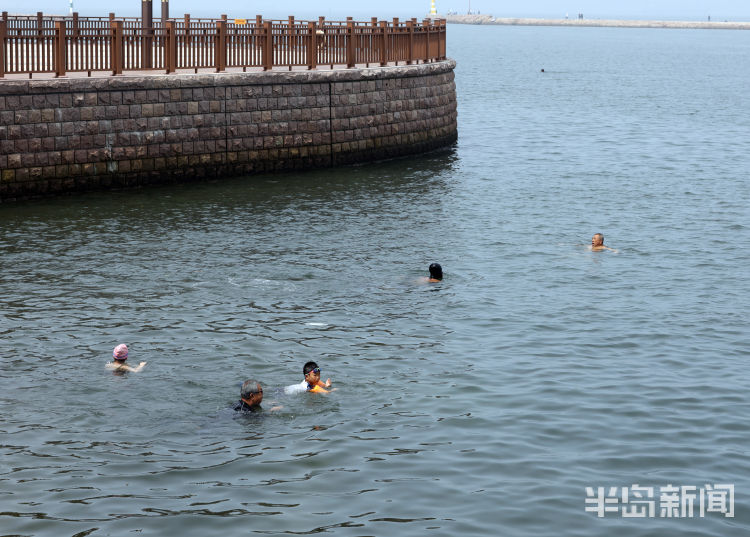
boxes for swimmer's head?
[113,344,128,362]
[240,379,263,405]
[428,263,443,280]
[304,361,321,383]
[592,233,604,247]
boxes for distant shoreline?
[442,14,750,30]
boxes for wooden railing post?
[111,20,123,75]
[37,11,43,38]
[379,20,387,67]
[215,20,226,72]
[161,0,169,23]
[423,18,430,62]
[54,20,66,77]
[307,21,316,70]
[263,20,273,71]
[440,19,446,59]
[2,12,7,24]
[369,18,377,68]
[255,15,263,66]
[288,15,295,70]
[142,0,154,68]
[392,17,399,65]
[165,20,176,73]
[346,19,355,68]
[0,20,6,78]
[407,20,414,65]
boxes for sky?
[13,1,750,22]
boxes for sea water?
[1,24,749,536]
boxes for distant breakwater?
[0,61,457,202]
[444,14,750,30]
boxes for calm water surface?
[1,24,749,537]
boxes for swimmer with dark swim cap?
[428,263,443,282]
[417,263,443,283]
[105,344,147,373]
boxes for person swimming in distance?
[106,344,146,373]
[304,361,333,393]
[419,262,443,283]
[590,233,618,252]
[234,379,282,412]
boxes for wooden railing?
[0,12,447,78]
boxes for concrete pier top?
[0,60,457,91]
[444,14,750,30]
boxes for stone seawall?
[0,61,457,202]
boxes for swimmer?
[234,379,282,412]
[304,361,333,393]
[105,344,146,373]
[419,262,443,283]
[590,233,617,252]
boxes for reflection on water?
[2,25,750,537]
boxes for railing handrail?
[2,13,440,26]
[0,13,447,78]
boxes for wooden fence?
[0,12,447,77]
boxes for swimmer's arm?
[322,378,332,388]
[106,361,147,372]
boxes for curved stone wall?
[0,60,457,202]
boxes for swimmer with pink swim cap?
[106,343,147,373]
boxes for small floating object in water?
[306,322,328,327]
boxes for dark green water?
[1,24,749,536]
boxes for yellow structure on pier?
[430,0,437,16]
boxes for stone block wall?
[0,60,457,201]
